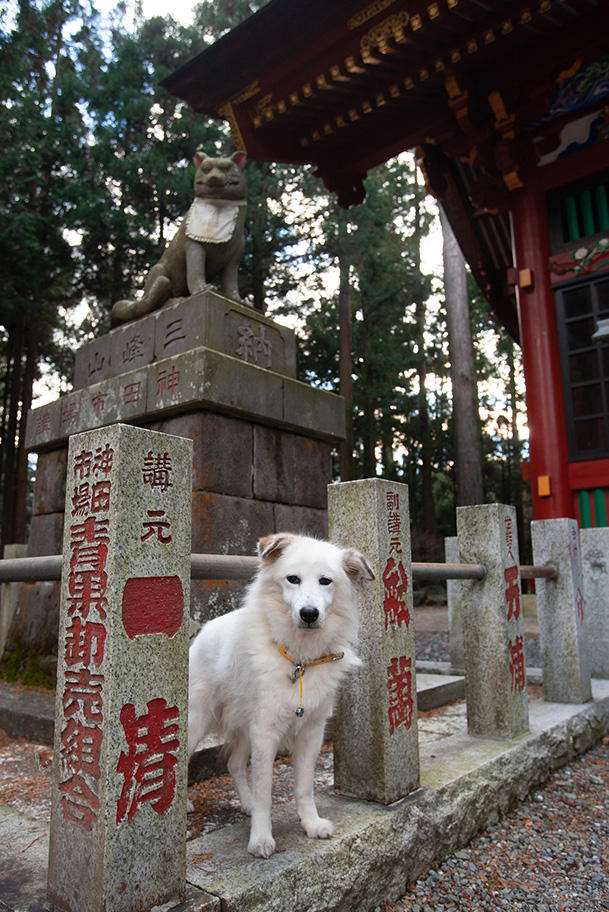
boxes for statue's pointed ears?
[193,150,247,170]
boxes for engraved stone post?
[445,535,464,672]
[456,503,529,739]
[328,478,419,804]
[47,423,192,912]
[0,544,27,656]
[581,527,609,678]
[531,518,591,702]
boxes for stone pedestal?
[581,527,609,678]
[456,503,529,740]
[47,424,192,912]
[329,478,419,805]
[531,518,591,703]
[12,292,344,660]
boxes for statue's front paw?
[111,299,136,325]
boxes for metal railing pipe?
[0,555,62,582]
[0,555,557,584]
[190,553,258,580]
[412,561,487,582]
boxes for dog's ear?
[342,548,375,582]
[258,533,295,564]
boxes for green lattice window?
[548,170,609,251]
[554,275,609,459]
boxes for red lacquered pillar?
[511,185,574,520]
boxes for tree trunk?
[338,220,354,481]
[1,314,24,548]
[413,176,436,553]
[440,207,484,506]
[13,330,38,543]
[360,303,377,477]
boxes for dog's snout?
[299,606,319,626]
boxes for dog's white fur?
[188,532,374,858]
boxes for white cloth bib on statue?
[185,198,245,244]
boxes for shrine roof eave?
[163,0,358,115]
[163,0,608,341]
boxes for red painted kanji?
[508,635,526,693]
[62,401,80,430]
[386,491,402,554]
[141,509,172,543]
[123,381,142,405]
[504,515,515,563]
[59,773,101,832]
[71,483,91,517]
[73,449,93,479]
[116,699,180,823]
[91,392,106,416]
[68,516,109,621]
[382,556,410,629]
[71,480,112,518]
[64,617,106,668]
[93,444,114,475]
[62,668,104,723]
[57,439,114,837]
[60,718,103,779]
[576,587,584,623]
[504,565,520,621]
[387,656,413,734]
[35,411,50,435]
[156,365,180,398]
[142,451,173,492]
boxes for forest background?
[0,0,529,562]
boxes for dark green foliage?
[0,0,528,564]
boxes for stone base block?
[7,581,61,652]
[32,448,67,515]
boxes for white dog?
[188,532,374,858]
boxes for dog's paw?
[248,833,276,858]
[302,816,335,839]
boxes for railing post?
[581,527,609,678]
[328,478,419,804]
[456,503,529,739]
[531,518,591,703]
[444,535,464,672]
[0,543,27,656]
[47,423,192,912]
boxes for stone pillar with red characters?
[531,517,591,704]
[47,423,192,912]
[581,527,609,679]
[328,478,419,805]
[456,503,530,740]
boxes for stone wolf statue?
[111,150,247,325]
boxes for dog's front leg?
[293,720,334,840]
[248,735,280,858]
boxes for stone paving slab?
[2,681,609,912]
[182,680,609,912]
[416,672,464,711]
[0,684,55,746]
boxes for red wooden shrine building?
[165,0,609,527]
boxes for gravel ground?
[377,736,609,912]
[416,631,542,669]
[1,628,607,912]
